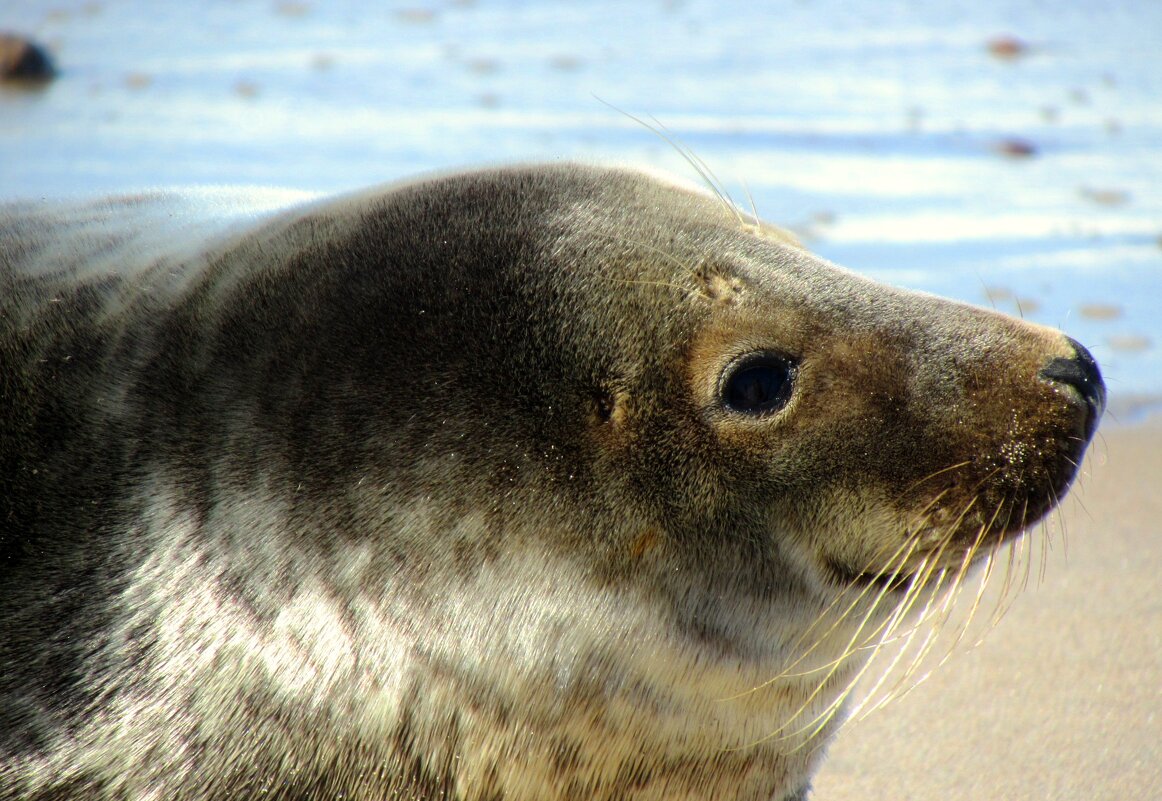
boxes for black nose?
[1039,337,1106,441]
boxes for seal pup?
[0,164,1104,801]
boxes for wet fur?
[0,165,1099,800]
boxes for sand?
[813,419,1162,800]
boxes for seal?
[0,164,1104,801]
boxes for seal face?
[0,164,1103,801]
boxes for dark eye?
[720,353,797,415]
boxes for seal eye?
[721,353,796,415]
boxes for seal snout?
[1039,337,1106,441]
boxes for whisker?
[847,566,954,719]
[754,532,929,688]
[898,461,973,497]
[593,98,745,228]
[844,490,1009,719]
[745,548,931,746]
[982,522,1025,635]
[776,537,948,740]
[789,563,952,743]
[740,177,760,224]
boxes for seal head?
[0,164,1103,800]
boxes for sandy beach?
[814,418,1162,800]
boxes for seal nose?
[1039,337,1106,441]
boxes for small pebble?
[1080,188,1131,207]
[1079,304,1123,321]
[0,33,56,83]
[1107,335,1150,352]
[986,34,1028,61]
[993,137,1038,159]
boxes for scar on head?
[694,259,745,305]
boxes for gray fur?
[0,164,1101,800]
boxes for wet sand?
[814,419,1162,800]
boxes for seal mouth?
[843,567,914,593]
[824,556,917,594]
[825,524,1011,595]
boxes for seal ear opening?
[591,386,631,428]
[594,390,616,423]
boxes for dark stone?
[0,33,56,83]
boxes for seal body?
[0,165,1104,801]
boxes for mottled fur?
[0,165,1101,800]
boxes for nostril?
[1039,336,1106,440]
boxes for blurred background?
[2,0,1159,415]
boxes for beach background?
[2,0,1159,797]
